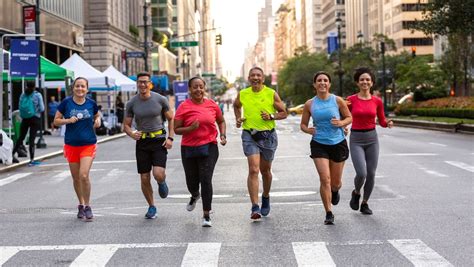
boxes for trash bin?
[12,110,22,143]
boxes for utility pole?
[36,0,47,148]
[143,0,150,72]
[380,41,388,115]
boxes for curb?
[0,133,127,174]
[392,119,474,134]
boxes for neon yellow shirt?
[239,86,276,131]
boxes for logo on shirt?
[70,109,91,120]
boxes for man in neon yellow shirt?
[234,67,287,220]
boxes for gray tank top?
[125,91,169,133]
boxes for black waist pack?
[247,129,274,142]
[183,144,210,158]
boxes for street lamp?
[380,41,388,114]
[357,30,364,44]
[335,14,344,97]
[143,0,151,72]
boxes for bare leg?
[247,154,260,205]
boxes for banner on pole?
[173,81,188,110]
[10,39,39,77]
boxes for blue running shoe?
[145,205,157,219]
[158,181,169,198]
[250,204,261,220]
[77,205,85,219]
[28,160,42,167]
[84,206,93,221]
[261,195,270,216]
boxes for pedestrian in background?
[48,95,60,131]
[54,77,101,221]
[347,67,393,215]
[12,80,44,165]
[233,67,287,220]
[174,77,226,227]
[300,71,352,225]
[123,72,174,220]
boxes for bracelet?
[167,136,174,141]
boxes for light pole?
[35,0,47,148]
[380,41,388,114]
[357,30,364,44]
[143,0,151,72]
[335,14,344,97]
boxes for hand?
[387,120,394,128]
[93,118,101,128]
[307,127,315,135]
[260,111,271,121]
[331,117,343,128]
[343,126,349,136]
[130,130,142,141]
[220,135,227,146]
[162,138,173,149]
[68,116,79,124]
[345,99,352,106]
[236,117,246,128]
[189,120,200,131]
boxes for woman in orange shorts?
[54,77,101,221]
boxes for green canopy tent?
[2,56,74,81]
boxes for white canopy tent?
[102,65,136,92]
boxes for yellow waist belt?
[141,129,165,139]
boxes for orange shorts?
[64,144,97,163]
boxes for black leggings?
[13,117,41,161]
[181,143,219,211]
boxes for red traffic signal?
[215,34,222,45]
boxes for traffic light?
[216,34,222,45]
[411,46,416,58]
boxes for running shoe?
[186,194,200,212]
[145,205,157,219]
[324,211,334,225]
[202,216,212,227]
[28,160,42,166]
[84,206,93,221]
[261,195,270,216]
[350,190,361,210]
[250,204,261,220]
[77,205,85,219]
[331,190,340,205]
[360,203,373,215]
[158,181,169,198]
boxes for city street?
[0,113,473,266]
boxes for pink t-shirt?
[347,94,388,130]
[175,98,222,146]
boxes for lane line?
[181,242,221,267]
[429,142,447,147]
[0,173,32,187]
[48,171,70,184]
[388,239,453,267]
[0,247,20,265]
[70,245,119,267]
[392,153,438,156]
[445,161,474,173]
[292,242,335,266]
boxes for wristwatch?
[269,114,275,120]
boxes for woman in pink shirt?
[174,77,227,227]
[347,67,393,215]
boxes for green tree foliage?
[396,57,448,101]
[278,52,333,105]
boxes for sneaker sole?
[145,215,157,219]
[202,223,212,227]
[261,209,270,217]
[324,220,334,225]
[250,213,262,220]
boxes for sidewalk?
[0,131,126,173]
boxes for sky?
[211,0,284,82]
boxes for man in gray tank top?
[124,72,175,219]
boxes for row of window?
[402,38,433,46]
[22,0,83,25]
[393,21,421,32]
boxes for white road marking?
[266,191,316,197]
[0,247,20,265]
[181,243,221,267]
[292,242,335,266]
[110,213,139,216]
[70,245,119,267]
[445,161,474,173]
[48,171,70,184]
[388,239,453,267]
[167,194,232,199]
[392,153,438,156]
[415,165,448,177]
[0,173,32,187]
[429,142,447,147]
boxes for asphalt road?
[1,114,473,266]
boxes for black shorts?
[310,139,349,162]
[136,137,168,173]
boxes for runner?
[123,72,175,219]
[54,77,101,221]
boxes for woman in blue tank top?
[300,71,352,225]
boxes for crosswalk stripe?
[0,247,20,265]
[445,161,474,173]
[70,245,119,267]
[292,242,335,267]
[48,171,70,184]
[388,239,453,267]
[181,242,221,267]
[0,173,32,187]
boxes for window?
[403,38,433,46]
[401,4,427,12]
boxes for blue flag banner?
[10,39,39,77]
[327,31,338,55]
[173,81,188,110]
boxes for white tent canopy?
[103,65,136,92]
[44,53,116,90]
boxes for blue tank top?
[311,94,345,145]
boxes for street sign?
[139,41,154,48]
[327,31,338,54]
[170,41,199,48]
[10,39,39,77]
[173,81,188,110]
[23,6,36,40]
[202,73,216,77]
[126,51,145,58]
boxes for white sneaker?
[186,194,200,211]
[202,216,212,227]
